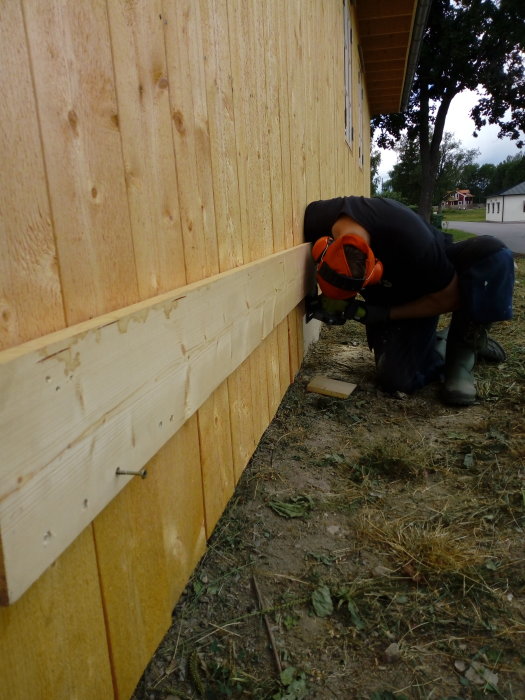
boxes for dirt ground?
[132,259,524,700]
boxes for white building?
[486,181,525,222]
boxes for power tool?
[305,293,365,325]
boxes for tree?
[459,162,496,201]
[385,132,478,207]
[370,148,382,195]
[434,133,479,206]
[372,0,525,220]
[384,135,421,204]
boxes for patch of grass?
[442,207,486,222]
[446,227,477,241]
[357,437,430,480]
[359,511,485,576]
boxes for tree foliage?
[370,148,382,195]
[383,132,479,207]
[461,154,525,199]
[372,0,525,220]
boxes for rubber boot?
[436,325,506,364]
[441,314,489,406]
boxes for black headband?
[318,262,365,292]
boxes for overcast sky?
[376,89,525,184]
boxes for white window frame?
[358,68,364,167]
[343,0,353,147]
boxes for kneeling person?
[304,196,514,406]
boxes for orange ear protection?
[312,234,383,300]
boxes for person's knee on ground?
[371,319,443,395]
[441,311,493,406]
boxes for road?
[447,220,525,255]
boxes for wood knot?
[68,109,79,133]
[172,110,185,134]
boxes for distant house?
[486,181,525,222]
[442,189,474,209]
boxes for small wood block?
[306,375,357,399]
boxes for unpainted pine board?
[224,0,250,263]
[265,328,284,422]
[293,308,304,379]
[92,414,206,700]
[248,0,275,450]
[0,527,113,699]
[319,1,338,199]
[162,0,219,284]
[288,307,302,380]
[228,357,257,483]
[272,0,295,251]
[23,0,139,325]
[277,319,292,398]
[0,244,310,604]
[0,1,65,350]
[247,0,274,261]
[304,0,322,204]
[227,0,273,263]
[261,0,286,254]
[198,381,235,536]
[106,0,187,298]
[250,341,271,447]
[285,0,308,245]
[155,415,207,606]
[227,0,274,461]
[199,0,244,274]
[306,375,357,399]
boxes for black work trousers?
[367,317,444,394]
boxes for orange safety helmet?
[312,234,383,300]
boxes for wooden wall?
[0,1,370,697]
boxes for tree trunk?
[417,90,456,221]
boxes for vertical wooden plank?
[250,341,271,446]
[285,0,308,245]
[23,0,139,325]
[90,6,196,694]
[0,0,65,350]
[249,0,274,259]
[198,382,235,536]
[162,0,238,540]
[163,0,219,284]
[106,0,186,297]
[227,0,273,455]
[304,0,322,204]
[200,0,252,486]
[93,415,206,700]
[200,0,244,273]
[272,0,294,251]
[262,0,286,253]
[277,319,292,396]
[265,328,283,421]
[288,307,301,380]
[227,0,273,262]
[229,357,257,482]
[0,528,113,700]
[319,1,337,199]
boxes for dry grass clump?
[357,435,432,481]
[358,510,485,577]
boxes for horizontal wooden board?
[0,243,311,604]
[306,375,357,399]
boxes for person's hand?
[348,300,389,324]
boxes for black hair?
[343,244,366,279]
